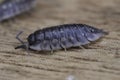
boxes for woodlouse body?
[15,24,108,52]
[0,0,36,21]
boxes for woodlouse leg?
[79,46,85,49]
[50,50,54,54]
[50,40,54,53]
[64,48,67,52]
[25,43,30,55]
[16,31,24,45]
[60,44,67,52]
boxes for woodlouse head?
[27,33,35,45]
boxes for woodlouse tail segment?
[100,29,109,35]
[103,31,109,35]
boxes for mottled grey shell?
[0,0,36,21]
[26,24,108,51]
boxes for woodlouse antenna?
[15,31,29,55]
[16,31,24,45]
[15,31,29,50]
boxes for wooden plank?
[0,0,120,80]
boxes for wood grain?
[0,0,120,80]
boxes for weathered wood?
[0,0,120,80]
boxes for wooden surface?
[0,0,120,80]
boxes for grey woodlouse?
[0,0,36,21]
[15,24,108,52]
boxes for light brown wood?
[0,0,120,80]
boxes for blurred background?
[0,0,120,80]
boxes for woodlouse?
[15,24,108,52]
[0,0,36,21]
